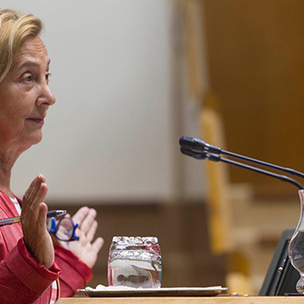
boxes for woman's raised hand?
[21,174,54,269]
[53,206,104,268]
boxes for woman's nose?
[37,84,56,106]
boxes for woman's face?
[0,36,56,152]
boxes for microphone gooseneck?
[179,138,304,190]
[179,136,304,180]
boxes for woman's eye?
[23,73,33,82]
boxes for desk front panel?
[57,296,304,304]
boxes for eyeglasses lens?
[56,218,74,241]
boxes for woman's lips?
[27,117,45,124]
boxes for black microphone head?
[180,147,221,162]
[180,147,207,159]
[179,136,206,151]
[179,136,194,148]
[179,136,222,154]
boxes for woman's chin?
[20,133,43,151]
[31,134,43,145]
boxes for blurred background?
[3,0,304,294]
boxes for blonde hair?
[0,9,43,82]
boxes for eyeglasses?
[47,217,79,241]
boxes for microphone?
[179,136,304,180]
[179,145,304,190]
[179,136,222,154]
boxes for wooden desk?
[57,296,304,304]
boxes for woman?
[0,9,104,303]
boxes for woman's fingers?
[72,206,90,224]
[72,207,98,236]
[21,175,54,268]
[37,201,48,231]
[92,237,104,253]
[85,220,98,243]
[22,175,46,221]
[79,209,97,235]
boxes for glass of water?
[108,236,162,288]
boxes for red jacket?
[0,192,92,303]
